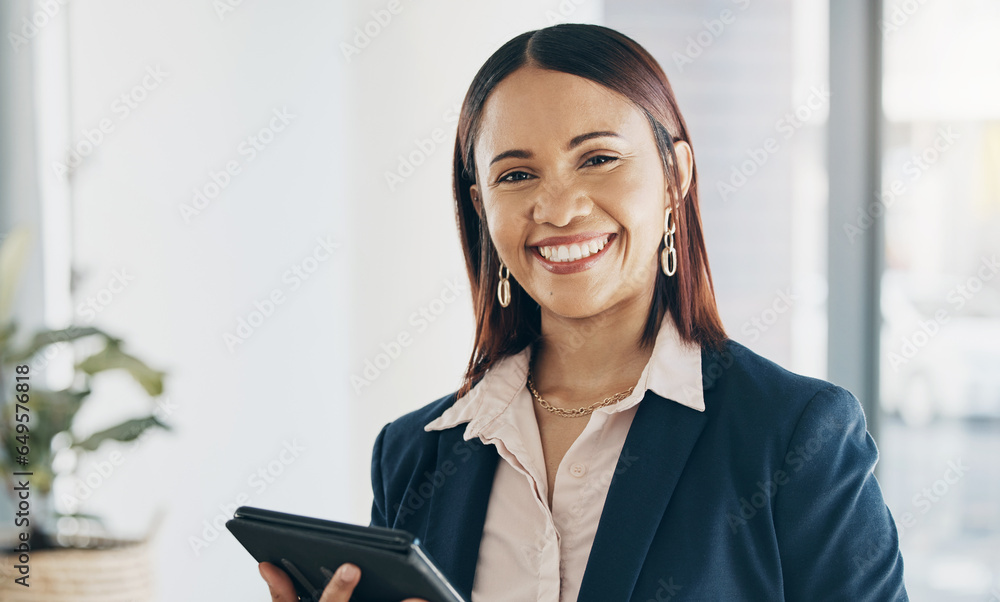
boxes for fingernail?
[258,564,268,582]
[339,564,358,582]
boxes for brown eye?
[583,155,618,167]
[499,171,533,183]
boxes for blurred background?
[0,0,996,599]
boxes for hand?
[259,561,429,602]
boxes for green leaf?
[72,415,171,452]
[0,388,88,462]
[76,341,165,396]
[56,512,106,525]
[32,388,91,437]
[7,326,115,362]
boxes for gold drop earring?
[497,261,511,307]
[661,206,678,277]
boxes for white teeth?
[538,235,610,263]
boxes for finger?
[259,562,298,601]
[318,563,361,602]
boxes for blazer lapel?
[576,389,710,602]
[421,426,500,600]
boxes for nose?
[531,177,593,227]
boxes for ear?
[470,184,484,219]
[671,140,694,203]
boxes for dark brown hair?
[452,23,727,399]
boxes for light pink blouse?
[424,314,704,602]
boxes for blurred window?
[877,1,1000,599]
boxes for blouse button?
[569,463,587,477]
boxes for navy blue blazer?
[368,341,908,601]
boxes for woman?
[261,23,908,601]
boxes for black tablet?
[226,506,466,602]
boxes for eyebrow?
[488,130,622,167]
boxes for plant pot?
[0,535,155,601]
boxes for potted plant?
[0,228,170,600]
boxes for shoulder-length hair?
[452,23,727,399]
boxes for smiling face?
[470,66,693,320]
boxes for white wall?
[57,1,602,599]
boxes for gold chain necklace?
[525,366,635,418]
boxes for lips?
[537,234,610,262]
[529,233,617,274]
